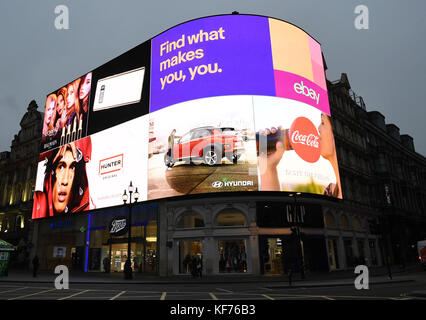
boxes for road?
[1,278,425,300]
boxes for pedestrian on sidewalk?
[103,257,110,273]
[32,255,39,278]
[287,268,293,286]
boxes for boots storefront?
[33,203,158,274]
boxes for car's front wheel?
[203,147,221,166]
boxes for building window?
[340,215,350,229]
[353,218,362,231]
[324,212,336,228]
[176,212,205,229]
[218,239,247,273]
[216,209,247,227]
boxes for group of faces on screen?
[42,72,92,144]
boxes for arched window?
[324,212,336,228]
[216,209,246,227]
[340,215,350,229]
[353,218,362,231]
[176,212,205,229]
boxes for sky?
[1,0,425,156]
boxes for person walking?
[287,267,293,286]
[103,257,110,273]
[166,129,181,170]
[32,255,40,278]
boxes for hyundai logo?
[212,181,224,188]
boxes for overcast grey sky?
[1,0,425,156]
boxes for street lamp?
[288,192,305,279]
[122,181,139,279]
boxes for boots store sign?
[109,216,129,236]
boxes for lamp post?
[288,192,305,279]
[122,181,139,280]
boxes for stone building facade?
[0,100,43,268]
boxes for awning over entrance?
[0,240,14,251]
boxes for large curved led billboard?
[33,14,342,220]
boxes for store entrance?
[108,241,157,273]
[110,243,131,272]
[263,238,283,275]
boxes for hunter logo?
[109,216,129,236]
[289,117,321,163]
[99,154,123,175]
[211,177,254,188]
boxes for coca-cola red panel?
[254,96,342,199]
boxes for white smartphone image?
[93,67,145,111]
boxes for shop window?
[179,240,203,274]
[216,209,246,227]
[340,215,350,229]
[324,213,336,228]
[176,212,205,229]
[218,239,247,273]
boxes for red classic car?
[164,126,245,167]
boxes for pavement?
[0,263,424,291]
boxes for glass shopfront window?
[218,239,247,273]
[263,238,283,275]
[179,240,203,274]
[87,204,158,273]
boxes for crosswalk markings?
[8,288,57,300]
[58,289,90,300]
[209,293,218,300]
[110,291,126,300]
[0,287,28,294]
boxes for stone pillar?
[158,201,169,277]
[248,202,260,275]
[204,236,215,276]
[337,236,346,269]
[375,238,383,266]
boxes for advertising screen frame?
[33,14,342,220]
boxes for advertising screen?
[41,72,92,153]
[32,14,342,220]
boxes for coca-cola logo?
[289,117,321,163]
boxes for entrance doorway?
[108,241,157,273]
[263,238,283,275]
[179,240,203,274]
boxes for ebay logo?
[294,81,320,105]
